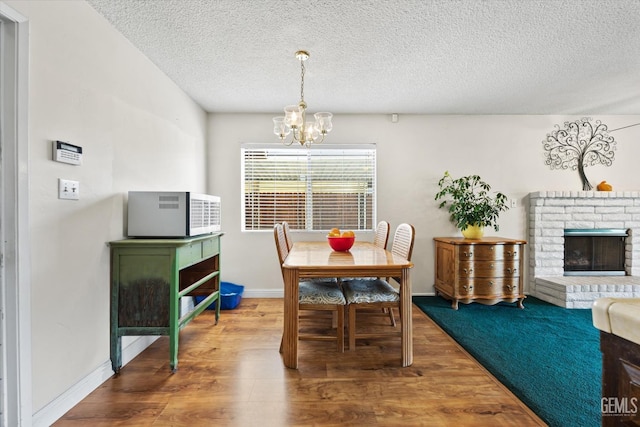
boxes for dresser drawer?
[458,260,521,278]
[502,244,521,260]
[456,279,477,297]
[178,241,203,269]
[502,280,521,297]
[202,236,220,258]
[458,278,500,297]
[457,278,521,297]
[457,244,521,261]
[471,279,502,297]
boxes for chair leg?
[348,304,357,350]
[337,306,345,352]
[387,307,396,327]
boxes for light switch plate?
[59,179,79,200]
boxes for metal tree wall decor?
[542,117,616,190]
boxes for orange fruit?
[328,227,341,237]
[341,230,355,238]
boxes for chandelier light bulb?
[304,122,320,142]
[314,112,333,134]
[272,117,291,139]
[284,105,303,128]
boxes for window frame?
[241,143,377,232]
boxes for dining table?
[281,240,414,369]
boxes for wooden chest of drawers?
[433,237,526,310]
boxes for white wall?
[6,0,208,416]
[208,113,640,297]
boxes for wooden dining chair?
[368,220,395,323]
[282,221,293,250]
[373,220,390,249]
[341,223,415,350]
[274,223,346,352]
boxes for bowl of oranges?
[327,228,356,251]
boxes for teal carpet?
[413,296,601,427]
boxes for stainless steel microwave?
[127,191,221,237]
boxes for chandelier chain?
[300,59,305,103]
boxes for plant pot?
[461,224,484,239]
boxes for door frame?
[0,2,31,426]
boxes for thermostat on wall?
[53,140,82,165]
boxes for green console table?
[109,233,222,373]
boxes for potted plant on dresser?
[434,171,509,239]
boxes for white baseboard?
[32,336,158,427]
[243,289,284,298]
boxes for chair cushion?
[342,278,399,304]
[299,280,346,305]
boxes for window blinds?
[242,144,376,231]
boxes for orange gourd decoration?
[597,181,613,191]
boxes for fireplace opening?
[564,229,628,276]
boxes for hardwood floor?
[54,299,546,426]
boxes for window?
[242,144,376,231]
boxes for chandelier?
[273,50,333,147]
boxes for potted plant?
[434,171,509,239]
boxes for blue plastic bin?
[220,282,244,310]
[194,282,244,310]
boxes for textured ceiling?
[86,0,640,115]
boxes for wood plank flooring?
[54,299,546,426]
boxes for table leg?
[169,330,178,373]
[401,267,413,367]
[110,334,121,374]
[283,268,299,369]
[215,288,221,324]
[110,269,121,374]
[169,277,179,373]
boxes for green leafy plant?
[434,171,509,231]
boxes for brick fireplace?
[529,191,640,308]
